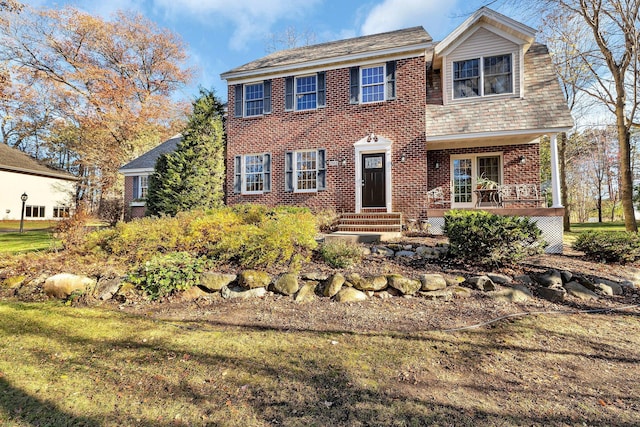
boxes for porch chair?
[498,184,518,206]
[516,184,543,207]
[427,186,449,208]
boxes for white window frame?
[450,152,503,208]
[53,206,70,218]
[293,150,318,193]
[25,205,45,218]
[453,54,513,100]
[244,82,264,117]
[295,74,317,111]
[360,64,386,104]
[139,175,149,199]
[241,153,266,195]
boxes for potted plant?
[476,173,498,189]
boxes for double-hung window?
[349,61,396,104]
[361,65,385,103]
[285,72,325,111]
[234,153,272,194]
[132,175,149,200]
[285,149,326,193]
[234,80,272,117]
[453,54,512,99]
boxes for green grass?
[0,301,639,426]
[564,221,627,246]
[0,220,58,232]
[0,230,58,254]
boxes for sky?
[25,0,530,102]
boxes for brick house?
[221,7,573,252]
[119,135,181,220]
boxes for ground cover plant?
[0,301,638,426]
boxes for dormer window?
[453,54,512,99]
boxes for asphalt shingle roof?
[0,143,76,180]
[426,44,574,137]
[221,27,432,78]
[120,135,182,171]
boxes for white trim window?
[361,65,385,103]
[53,206,70,218]
[25,205,45,218]
[453,54,512,99]
[244,83,264,117]
[285,149,327,193]
[296,75,317,110]
[285,73,326,111]
[132,174,149,200]
[234,153,272,195]
[451,153,502,207]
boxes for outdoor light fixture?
[519,155,526,164]
[341,158,347,166]
[401,155,406,163]
[434,160,440,169]
[19,192,28,233]
[366,133,378,142]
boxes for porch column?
[549,133,563,208]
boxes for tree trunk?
[559,132,571,231]
[617,105,637,231]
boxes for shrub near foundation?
[444,210,545,266]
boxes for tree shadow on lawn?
[2,304,640,426]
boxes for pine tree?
[146,88,225,216]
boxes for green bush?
[319,239,363,268]
[85,206,318,269]
[574,231,640,263]
[128,251,205,300]
[444,210,545,266]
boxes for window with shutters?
[285,72,325,111]
[350,61,395,104]
[285,149,326,193]
[453,54,512,99]
[234,153,271,195]
[139,175,149,199]
[361,65,385,103]
[235,81,271,117]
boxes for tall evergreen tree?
[146,88,225,216]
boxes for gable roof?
[119,134,182,173]
[221,27,433,81]
[426,43,574,141]
[0,143,76,181]
[435,6,536,56]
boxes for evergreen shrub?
[444,210,545,266]
[574,231,640,263]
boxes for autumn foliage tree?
[0,5,193,212]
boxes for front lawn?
[0,301,638,426]
[0,230,58,254]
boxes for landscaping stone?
[181,286,209,301]
[594,279,623,296]
[486,273,512,285]
[238,270,271,289]
[273,273,299,296]
[574,276,596,291]
[419,274,447,291]
[335,287,367,303]
[387,274,421,295]
[324,273,345,297]
[375,291,394,299]
[347,273,387,292]
[415,246,431,257]
[95,276,122,300]
[294,282,317,303]
[2,276,26,289]
[221,285,267,300]
[466,275,496,292]
[301,271,328,281]
[373,246,395,257]
[44,273,95,299]
[619,267,640,289]
[15,274,46,298]
[564,281,599,300]
[395,250,416,258]
[514,274,535,285]
[201,272,237,291]
[537,286,566,303]
[560,270,573,283]
[445,276,465,286]
[419,289,453,301]
[451,286,472,298]
[489,285,532,303]
[537,270,563,288]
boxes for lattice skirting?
[425,215,564,254]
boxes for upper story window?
[233,153,272,194]
[453,54,512,99]
[234,80,272,117]
[361,65,385,103]
[350,61,396,104]
[285,72,326,111]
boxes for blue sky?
[25,0,528,102]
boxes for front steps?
[327,212,403,243]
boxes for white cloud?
[151,0,322,51]
[360,0,460,39]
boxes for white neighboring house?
[0,143,77,221]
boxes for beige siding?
[443,26,521,104]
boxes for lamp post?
[19,192,28,233]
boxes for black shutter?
[263,80,272,114]
[386,61,396,100]
[234,155,242,193]
[285,151,294,192]
[285,77,294,111]
[234,85,243,117]
[317,72,326,108]
[350,67,359,104]
[317,149,326,191]
[263,154,271,193]
[132,176,139,199]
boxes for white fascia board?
[118,167,154,176]
[221,42,433,83]
[426,127,573,142]
[435,7,535,56]
[0,166,77,181]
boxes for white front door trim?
[354,134,393,213]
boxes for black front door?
[362,153,385,207]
